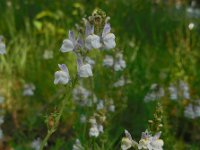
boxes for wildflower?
[0,36,6,55]
[121,130,138,150]
[89,124,100,137]
[103,55,114,67]
[85,22,101,50]
[31,138,41,150]
[73,86,90,106]
[184,104,195,119]
[138,131,152,150]
[144,84,164,102]
[60,31,80,52]
[85,56,95,66]
[114,53,126,71]
[108,100,115,112]
[23,83,36,96]
[168,84,178,100]
[72,139,84,150]
[113,76,131,87]
[179,81,190,99]
[54,64,70,85]
[188,23,195,30]
[43,50,53,59]
[102,23,116,50]
[96,100,104,110]
[79,64,93,77]
[150,132,164,150]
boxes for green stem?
[40,76,78,150]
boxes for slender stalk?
[40,76,78,150]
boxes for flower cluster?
[184,103,200,119]
[121,130,164,150]
[54,14,116,84]
[103,53,126,71]
[0,36,6,55]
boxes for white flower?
[85,56,95,66]
[73,86,90,106]
[168,84,178,100]
[96,100,104,110]
[54,64,70,85]
[31,138,41,150]
[60,31,81,53]
[138,139,151,150]
[121,130,138,150]
[149,132,164,150]
[103,55,114,67]
[0,36,6,55]
[102,23,116,50]
[72,139,84,150]
[78,64,93,78]
[23,83,36,96]
[85,22,101,50]
[89,124,99,137]
[0,96,4,104]
[85,35,101,50]
[43,50,53,59]
[188,23,195,30]
[144,84,164,102]
[179,81,190,99]
[114,53,126,71]
[184,104,195,119]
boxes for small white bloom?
[114,53,126,71]
[102,23,116,50]
[188,23,195,30]
[103,55,114,67]
[168,84,178,100]
[85,56,95,66]
[23,83,36,96]
[31,138,41,150]
[0,36,6,55]
[144,84,164,102]
[85,34,101,50]
[97,100,104,110]
[43,50,53,59]
[54,64,70,85]
[89,124,99,137]
[73,86,90,106]
[121,130,138,150]
[78,64,93,78]
[72,139,84,150]
[184,104,195,119]
[60,31,77,52]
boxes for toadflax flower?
[102,23,116,50]
[23,83,36,96]
[54,64,70,85]
[138,131,152,150]
[85,22,101,50]
[60,31,82,53]
[114,53,126,71]
[72,139,84,150]
[150,132,164,150]
[77,57,93,78]
[121,130,138,150]
[0,36,6,55]
[103,55,114,67]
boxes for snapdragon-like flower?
[60,31,82,52]
[85,22,101,50]
[77,57,93,78]
[0,36,6,55]
[102,23,116,50]
[72,139,84,150]
[103,55,114,67]
[138,131,152,150]
[23,83,36,96]
[114,53,126,71]
[54,64,70,85]
[144,84,164,102]
[73,86,90,106]
[150,132,164,150]
[121,130,138,150]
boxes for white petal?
[78,64,93,78]
[103,33,116,49]
[54,70,70,85]
[60,39,74,52]
[85,35,101,50]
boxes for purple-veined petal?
[102,23,111,37]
